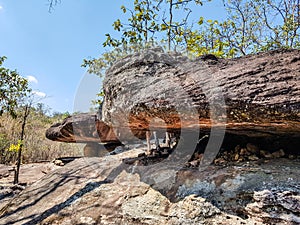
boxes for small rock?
[214,158,227,165]
[222,151,230,160]
[234,153,240,161]
[260,150,273,159]
[240,148,248,156]
[53,159,64,166]
[242,148,252,156]
[288,154,297,159]
[248,155,259,161]
[271,149,285,158]
[234,145,241,153]
[189,160,200,168]
[246,143,259,154]
[194,153,203,160]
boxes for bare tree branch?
[48,0,61,13]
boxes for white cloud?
[33,91,46,98]
[0,5,3,10]
[27,75,38,84]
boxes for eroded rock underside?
[46,48,300,144]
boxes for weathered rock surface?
[41,49,300,223]
[45,113,120,143]
[0,163,60,210]
[46,49,300,147]
[103,48,300,139]
[0,149,299,225]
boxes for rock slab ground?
[0,149,299,225]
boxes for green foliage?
[185,0,300,57]
[185,19,234,57]
[83,0,211,104]
[257,0,300,50]
[83,0,300,105]
[103,0,161,48]
[160,0,211,50]
[0,56,31,118]
[207,0,300,56]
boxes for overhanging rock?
[46,49,300,144]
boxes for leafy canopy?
[81,0,300,104]
[0,56,31,118]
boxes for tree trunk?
[14,105,30,184]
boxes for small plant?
[8,140,22,153]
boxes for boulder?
[103,48,300,139]
[46,49,299,148]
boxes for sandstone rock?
[53,159,64,166]
[248,155,259,161]
[260,150,273,159]
[103,48,300,139]
[271,149,285,158]
[245,190,300,224]
[46,49,300,148]
[0,149,299,225]
[45,113,121,144]
[41,49,300,224]
[246,143,259,154]
[0,163,60,210]
[83,142,111,157]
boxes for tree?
[256,0,300,50]
[81,0,300,104]
[13,102,31,184]
[82,0,162,104]
[82,0,212,103]
[0,56,31,118]
[184,18,235,57]
[0,56,47,183]
[103,0,161,49]
[159,0,210,51]
[12,93,47,184]
[83,0,215,70]
[185,0,300,58]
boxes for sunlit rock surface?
[0,149,299,225]
[37,49,300,224]
[46,49,300,146]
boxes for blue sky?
[0,0,226,114]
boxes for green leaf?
[121,5,126,13]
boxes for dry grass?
[0,111,83,165]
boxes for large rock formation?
[5,49,300,224]
[46,48,300,146]
[102,48,300,138]
[0,149,299,224]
